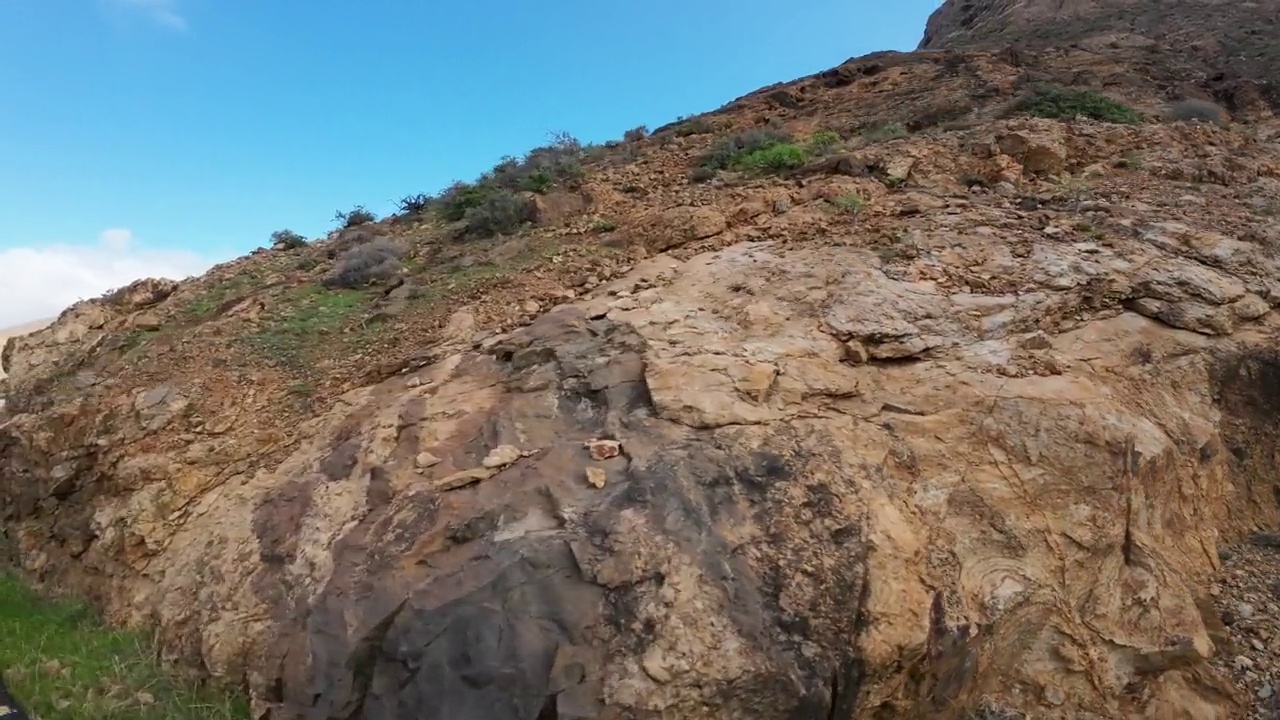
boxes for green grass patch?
[241,285,371,366]
[184,274,262,319]
[805,130,842,154]
[0,572,250,720]
[1013,86,1143,124]
[828,193,866,215]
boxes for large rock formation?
[919,0,1280,110]
[5,5,1280,720]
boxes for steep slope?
[919,0,1280,114]
[0,319,51,379]
[4,13,1280,720]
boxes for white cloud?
[0,229,215,328]
[103,0,187,30]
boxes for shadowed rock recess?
[6,0,1280,718]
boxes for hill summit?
[5,1,1280,718]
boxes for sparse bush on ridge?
[333,205,377,229]
[700,128,795,171]
[623,125,649,142]
[806,129,842,154]
[396,193,432,215]
[697,128,845,177]
[672,116,715,136]
[734,143,807,171]
[269,229,307,250]
[431,131,586,226]
[1166,98,1226,125]
[463,190,532,238]
[322,237,405,289]
[1013,85,1142,124]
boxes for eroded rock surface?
[5,16,1280,720]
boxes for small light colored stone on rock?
[585,439,622,461]
[482,445,523,469]
[1239,602,1256,620]
[415,452,441,469]
[585,467,607,488]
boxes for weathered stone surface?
[9,17,1280,720]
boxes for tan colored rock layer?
[0,319,52,380]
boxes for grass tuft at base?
[0,572,250,720]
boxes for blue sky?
[0,0,940,326]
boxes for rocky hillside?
[919,0,1280,108]
[4,1,1280,718]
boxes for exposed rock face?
[7,15,1280,720]
[920,0,1280,109]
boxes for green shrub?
[1166,99,1225,125]
[1014,86,1142,124]
[436,182,493,221]
[806,130,842,154]
[733,143,807,171]
[333,205,377,229]
[477,132,585,195]
[322,238,405,288]
[700,128,794,171]
[829,193,865,215]
[463,191,532,238]
[270,229,307,250]
[673,117,715,136]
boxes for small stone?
[523,300,541,314]
[1219,548,1235,563]
[1222,610,1236,626]
[1043,686,1066,706]
[1043,225,1065,237]
[415,452,442,469]
[585,467,607,488]
[585,439,622,461]
[1019,331,1053,350]
[843,340,870,364]
[406,377,423,388]
[1210,585,1221,597]
[1259,684,1274,700]
[1239,602,1256,620]
[1252,638,1265,651]
[482,445,523,469]
[1235,655,1255,671]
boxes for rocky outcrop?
[919,0,1280,111]
[8,18,1280,720]
[7,114,1280,716]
